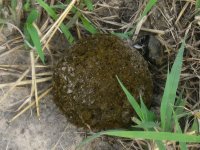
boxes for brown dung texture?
[52,34,153,130]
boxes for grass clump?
[77,33,200,149]
[23,0,97,63]
[24,9,45,63]
[113,0,157,39]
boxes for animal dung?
[52,34,153,130]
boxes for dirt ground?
[0,0,200,149]
[0,92,82,149]
[0,46,84,149]
[0,33,126,150]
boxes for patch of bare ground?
[0,0,199,149]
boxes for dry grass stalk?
[0,44,24,58]
[16,96,32,112]
[132,16,147,41]
[51,126,69,150]
[4,22,25,39]
[0,64,50,69]
[141,27,166,35]
[0,77,52,88]
[8,87,52,123]
[30,51,40,118]
[40,18,50,33]
[33,22,54,65]
[175,2,190,25]
[36,72,52,77]
[0,68,30,103]
[0,0,75,106]
[0,66,23,74]
[41,0,78,48]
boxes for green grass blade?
[173,110,187,150]
[103,130,200,142]
[133,121,158,129]
[27,9,39,24]
[26,24,45,63]
[112,32,131,40]
[160,40,185,131]
[84,0,93,11]
[116,76,143,120]
[36,0,57,18]
[60,24,74,44]
[196,0,200,9]
[190,119,199,132]
[76,132,104,149]
[24,25,32,46]
[36,0,74,43]
[24,0,31,11]
[25,9,45,63]
[196,0,200,16]
[141,0,157,18]
[78,130,200,148]
[131,116,142,125]
[80,15,97,34]
[11,0,17,9]
[66,11,81,28]
[174,97,187,119]
[50,4,66,9]
[140,96,156,122]
[129,0,157,37]
[155,141,166,150]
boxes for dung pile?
[52,34,153,130]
